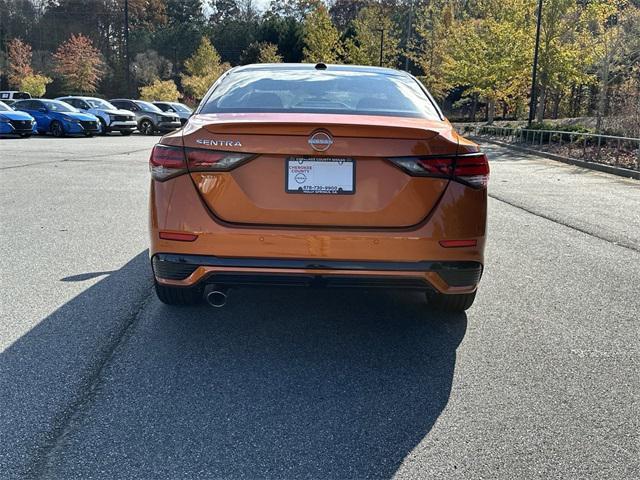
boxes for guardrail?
[462,125,640,172]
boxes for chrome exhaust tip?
[204,288,227,308]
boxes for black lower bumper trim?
[152,254,483,288]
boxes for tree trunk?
[552,93,561,119]
[470,94,478,121]
[487,99,495,124]
[596,58,610,134]
[535,86,546,123]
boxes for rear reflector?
[149,144,187,181]
[186,148,254,172]
[439,239,478,248]
[388,153,489,188]
[159,231,198,242]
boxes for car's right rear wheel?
[427,290,476,312]
[154,280,201,305]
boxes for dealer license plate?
[286,158,355,194]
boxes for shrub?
[20,74,52,98]
[139,80,180,102]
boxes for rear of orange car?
[149,64,488,311]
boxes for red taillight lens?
[185,148,254,172]
[149,144,186,181]
[454,154,490,188]
[388,153,489,189]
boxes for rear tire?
[154,280,201,306]
[98,118,108,135]
[427,290,477,312]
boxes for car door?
[21,101,49,131]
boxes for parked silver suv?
[109,99,181,135]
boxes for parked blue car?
[56,96,137,135]
[0,100,37,137]
[12,99,101,137]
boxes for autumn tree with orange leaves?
[53,34,104,93]
[7,38,34,89]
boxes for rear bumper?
[152,254,483,294]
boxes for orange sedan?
[149,64,488,311]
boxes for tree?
[20,74,53,98]
[586,0,640,132]
[181,37,230,99]
[302,4,343,63]
[7,38,34,89]
[131,50,173,85]
[408,1,455,100]
[240,41,284,64]
[139,79,180,101]
[533,0,594,122]
[443,0,533,122]
[53,33,104,93]
[345,3,401,67]
[257,42,284,63]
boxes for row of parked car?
[0,91,192,138]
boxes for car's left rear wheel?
[154,280,201,306]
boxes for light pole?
[528,0,543,127]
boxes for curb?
[472,137,640,180]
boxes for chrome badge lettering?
[196,139,242,147]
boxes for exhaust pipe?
[204,286,227,308]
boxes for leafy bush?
[20,74,52,98]
[139,80,180,102]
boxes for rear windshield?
[200,69,441,120]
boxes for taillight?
[185,148,254,172]
[388,153,489,189]
[149,144,187,181]
[454,154,490,188]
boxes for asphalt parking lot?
[1,135,639,479]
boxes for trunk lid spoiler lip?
[189,112,451,138]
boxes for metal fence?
[461,124,640,172]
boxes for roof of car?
[231,63,410,77]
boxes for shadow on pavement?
[1,249,467,478]
[44,286,468,479]
[0,252,152,479]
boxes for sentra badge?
[196,139,242,147]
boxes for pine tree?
[345,3,400,68]
[181,37,230,99]
[302,4,343,63]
